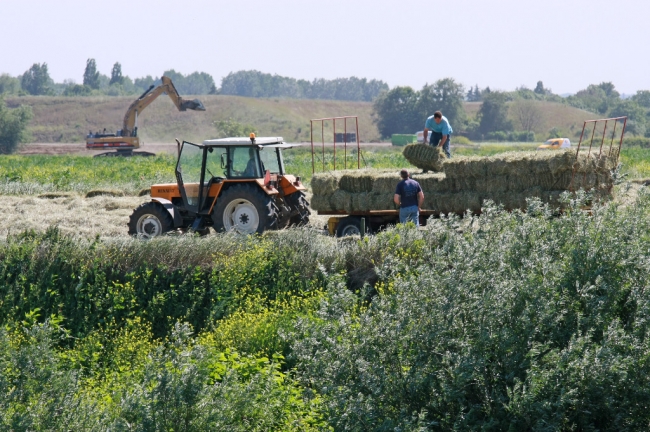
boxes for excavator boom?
[86,76,206,156]
[121,76,206,137]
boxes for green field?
[1,145,648,197]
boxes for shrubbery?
[485,130,535,142]
[3,190,650,428]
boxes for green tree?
[568,82,620,114]
[632,90,650,108]
[83,58,100,89]
[21,63,53,95]
[372,86,420,137]
[63,84,92,96]
[478,91,512,135]
[609,99,646,136]
[0,74,21,95]
[534,80,546,95]
[417,77,466,128]
[109,62,124,86]
[214,118,256,137]
[0,96,32,153]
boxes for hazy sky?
[2,0,648,95]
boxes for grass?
[7,95,605,145]
[1,143,648,196]
[465,100,601,140]
[6,95,382,144]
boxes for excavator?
[85,76,206,156]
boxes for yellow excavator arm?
[121,76,206,137]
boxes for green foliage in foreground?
[3,191,650,429]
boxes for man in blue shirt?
[394,169,424,226]
[424,110,453,158]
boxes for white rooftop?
[202,137,284,146]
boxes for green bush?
[291,192,650,430]
[0,96,32,154]
[624,136,650,148]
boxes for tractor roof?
[202,137,284,146]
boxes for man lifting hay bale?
[403,144,446,173]
[424,111,453,158]
[394,169,424,225]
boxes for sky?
[1,0,649,95]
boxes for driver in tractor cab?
[243,147,265,177]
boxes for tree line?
[373,79,650,140]
[0,61,388,102]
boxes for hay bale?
[443,156,488,179]
[403,144,446,172]
[474,175,509,194]
[339,169,392,193]
[351,192,372,212]
[311,171,345,195]
[330,190,353,212]
[310,195,334,212]
[428,191,481,214]
[369,193,397,210]
[37,192,75,199]
[370,171,402,193]
[85,189,125,198]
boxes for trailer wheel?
[128,202,174,238]
[336,216,368,237]
[212,184,278,234]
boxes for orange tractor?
[128,135,310,237]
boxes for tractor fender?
[151,197,183,227]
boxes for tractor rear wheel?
[287,191,311,226]
[212,184,278,234]
[128,202,174,238]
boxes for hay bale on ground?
[38,192,75,199]
[85,189,125,198]
[403,144,446,172]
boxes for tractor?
[128,134,310,237]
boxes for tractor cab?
[175,136,296,214]
[130,136,309,237]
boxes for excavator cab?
[128,136,310,237]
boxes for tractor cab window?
[178,142,203,182]
[259,146,282,174]
[229,146,261,178]
[206,146,227,179]
[177,142,204,206]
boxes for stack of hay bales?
[310,149,617,214]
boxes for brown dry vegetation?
[6,96,601,146]
[0,192,329,239]
[5,95,382,144]
[0,194,144,238]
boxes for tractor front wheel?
[128,202,174,238]
[212,184,278,234]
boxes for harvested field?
[311,149,618,214]
[0,195,144,238]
